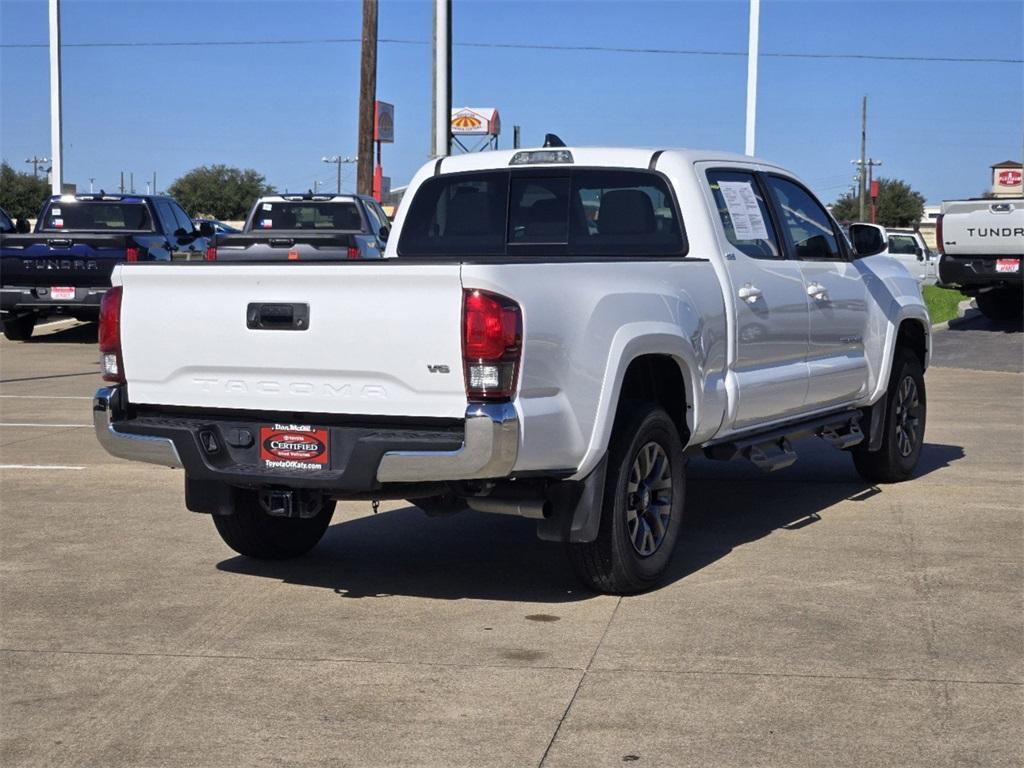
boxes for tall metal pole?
[337,159,342,194]
[356,0,378,196]
[858,95,867,221]
[432,0,451,158]
[48,0,64,194]
[744,0,760,156]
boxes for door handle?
[737,284,763,304]
[807,282,829,301]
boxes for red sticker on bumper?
[259,424,329,470]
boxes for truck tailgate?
[942,199,1024,256]
[118,263,468,419]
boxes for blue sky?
[1,0,1021,204]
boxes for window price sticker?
[719,181,770,241]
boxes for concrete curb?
[931,298,975,332]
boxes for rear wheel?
[568,402,685,594]
[2,314,35,341]
[212,490,335,559]
[976,288,1023,321]
[853,349,926,483]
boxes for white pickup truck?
[937,197,1024,320]
[94,146,930,594]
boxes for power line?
[1,36,1020,64]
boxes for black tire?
[212,490,335,559]
[568,402,686,595]
[976,288,1023,321]
[2,315,35,341]
[852,349,926,483]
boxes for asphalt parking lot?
[1,314,1021,768]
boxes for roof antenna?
[543,133,566,148]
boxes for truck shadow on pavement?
[947,308,1022,334]
[25,321,98,344]
[217,440,965,602]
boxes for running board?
[703,409,864,472]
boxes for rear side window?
[253,202,364,231]
[40,201,153,232]
[398,169,686,257]
[706,170,782,259]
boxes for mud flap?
[535,453,608,544]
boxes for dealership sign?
[997,169,1022,187]
[374,101,394,143]
[450,107,500,136]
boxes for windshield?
[251,202,364,231]
[39,201,153,232]
[398,169,686,257]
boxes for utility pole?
[129,172,134,193]
[88,177,95,192]
[858,95,867,220]
[322,156,356,193]
[25,156,50,177]
[152,172,157,195]
[744,0,760,156]
[432,0,451,157]
[356,0,378,195]
[119,171,125,194]
[513,125,521,149]
[48,0,64,194]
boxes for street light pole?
[48,0,64,194]
[25,156,50,178]
[744,0,760,156]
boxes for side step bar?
[703,409,864,472]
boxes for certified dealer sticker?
[259,424,329,470]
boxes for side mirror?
[198,221,215,238]
[378,225,390,242]
[15,218,30,234]
[914,245,924,261]
[849,223,888,258]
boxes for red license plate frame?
[995,259,1020,274]
[259,424,329,470]
[50,286,75,300]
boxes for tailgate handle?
[246,303,309,331]
[47,238,72,247]
[268,238,294,247]
[990,203,1011,213]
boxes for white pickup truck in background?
[94,146,931,594]
[937,197,1024,320]
[887,228,938,285]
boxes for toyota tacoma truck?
[93,147,930,594]
[205,193,389,262]
[0,193,212,340]
[937,197,1024,320]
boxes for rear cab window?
[398,168,686,258]
[39,200,154,232]
[250,202,365,231]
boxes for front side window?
[40,201,153,232]
[398,169,685,257]
[888,234,918,255]
[706,169,782,259]
[764,176,842,261]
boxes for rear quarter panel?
[462,260,728,477]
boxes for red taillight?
[935,214,944,255]
[205,245,217,261]
[98,286,124,383]
[125,246,139,262]
[462,289,522,402]
[347,245,360,260]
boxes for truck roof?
[258,193,371,203]
[433,146,783,174]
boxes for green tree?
[831,177,926,228]
[0,162,51,221]
[167,165,273,220]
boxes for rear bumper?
[1,285,107,316]
[93,386,519,491]
[938,255,1022,290]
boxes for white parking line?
[0,422,91,428]
[0,395,92,400]
[0,464,85,470]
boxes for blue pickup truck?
[0,193,212,340]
